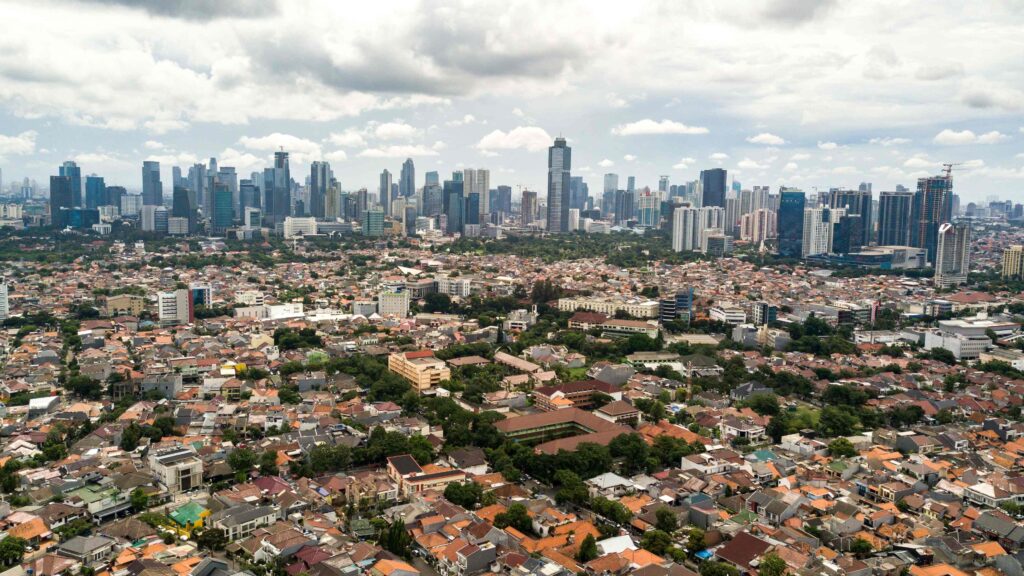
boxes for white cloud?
[611,119,709,136]
[790,153,811,160]
[817,141,839,150]
[672,156,696,169]
[783,162,798,172]
[373,121,420,140]
[143,119,189,135]
[598,158,615,168]
[903,154,938,169]
[476,127,552,152]
[832,165,857,174]
[445,114,476,127]
[933,129,1010,145]
[746,133,786,146]
[239,133,322,156]
[145,151,199,165]
[324,150,348,162]
[0,131,37,156]
[327,129,367,148]
[869,137,911,147]
[623,154,637,162]
[357,145,440,158]
[709,152,729,162]
[737,158,768,170]
[218,147,265,174]
[144,140,164,150]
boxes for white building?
[379,291,410,318]
[140,205,168,233]
[436,275,473,297]
[234,290,265,306]
[934,222,971,288]
[709,305,746,325]
[157,289,192,325]
[802,207,844,257]
[283,216,318,238]
[0,283,7,320]
[740,209,777,243]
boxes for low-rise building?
[388,350,451,391]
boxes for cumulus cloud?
[476,127,552,152]
[327,129,367,148]
[324,150,348,162]
[445,114,476,126]
[144,140,164,150]
[746,132,786,145]
[143,119,190,135]
[77,0,280,21]
[598,158,614,168]
[933,129,1010,145]
[239,133,322,156]
[737,158,768,170]
[623,154,637,162]
[611,119,709,136]
[903,154,938,169]
[709,152,729,162]
[869,137,910,146]
[783,162,798,172]
[372,121,420,140]
[790,153,811,160]
[357,144,440,158]
[817,141,839,150]
[672,157,696,169]
[0,131,37,156]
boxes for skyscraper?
[777,190,806,258]
[546,138,571,233]
[1002,245,1024,279]
[142,161,162,206]
[379,169,393,216]
[309,161,331,219]
[672,206,698,252]
[443,179,464,235]
[878,191,913,246]
[266,151,291,224]
[400,158,415,199]
[463,169,490,217]
[85,175,106,210]
[699,168,727,208]
[217,167,238,219]
[521,190,538,225]
[602,173,618,216]
[50,175,73,228]
[188,163,207,213]
[934,222,971,288]
[211,183,233,233]
[658,176,669,193]
[60,161,82,207]
[802,207,843,257]
[911,174,953,264]
[827,189,873,246]
[569,176,588,211]
[172,185,197,233]
[495,185,513,215]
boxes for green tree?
[699,561,739,576]
[850,538,873,558]
[494,503,533,534]
[817,406,857,438]
[130,487,149,511]
[640,529,672,555]
[377,519,413,559]
[760,552,787,576]
[0,537,26,566]
[227,447,258,472]
[827,437,857,458]
[687,528,706,554]
[423,292,453,313]
[655,508,678,533]
[744,393,780,416]
[259,450,279,476]
[444,482,483,509]
[577,534,599,563]
[195,528,227,552]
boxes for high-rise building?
[60,161,82,207]
[827,189,873,246]
[262,151,291,225]
[636,193,660,227]
[400,158,415,199]
[832,214,863,254]
[425,171,439,187]
[546,137,571,233]
[217,167,238,219]
[614,189,635,225]
[569,176,587,211]
[802,207,844,257]
[158,289,194,326]
[309,161,331,219]
[495,185,513,215]
[521,190,538,226]
[753,302,778,326]
[602,173,618,216]
[188,163,207,213]
[141,205,169,233]
[777,190,806,258]
[1002,245,1024,279]
[740,209,777,244]
[463,168,490,217]
[934,222,971,288]
[172,186,197,233]
[699,168,727,208]
[878,191,913,246]
[443,180,464,235]
[142,161,163,206]
[627,176,636,193]
[672,206,698,252]
[379,169,393,216]
[658,176,669,193]
[211,183,233,233]
[0,282,8,321]
[911,174,954,264]
[465,193,480,226]
[49,175,73,227]
[361,207,384,237]
[84,175,106,210]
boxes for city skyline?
[0,0,1020,201]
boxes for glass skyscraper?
[546,137,571,233]
[778,190,806,258]
[699,168,727,208]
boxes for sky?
[0,0,1022,202]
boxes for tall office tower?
[464,168,490,216]
[172,186,195,232]
[465,193,481,226]
[172,166,183,189]
[240,179,259,214]
[672,206,699,252]
[699,168,727,208]
[379,169,393,216]
[569,176,585,210]
[521,190,538,225]
[1003,245,1024,279]
[911,174,954,264]
[141,161,162,206]
[627,176,636,193]
[697,206,725,250]
[877,191,913,246]
[216,167,238,218]
[751,186,770,212]
[724,195,740,236]
[613,190,635,225]
[740,209,777,244]
[777,190,806,258]
[827,189,873,245]
[425,171,439,187]
[49,175,73,228]
[636,193,660,227]
[264,151,291,225]
[361,207,384,236]
[188,163,207,212]
[120,193,142,216]
[84,175,106,210]
[423,184,443,217]
[546,137,571,233]
[495,185,513,215]
[802,207,844,257]
[753,302,778,326]
[739,189,753,217]
[832,214,864,254]
[443,179,464,235]
[158,289,194,326]
[60,161,82,207]
[658,176,669,193]
[400,158,415,199]
[309,161,331,219]
[602,173,618,216]
[210,183,234,232]
[141,205,169,233]
[859,182,872,193]
[105,186,126,212]
[0,282,7,321]
[934,223,971,288]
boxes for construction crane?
[942,163,962,178]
